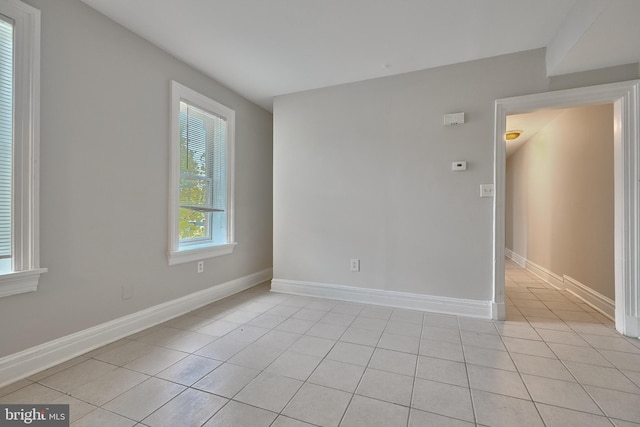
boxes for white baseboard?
[505,250,616,321]
[505,250,562,289]
[564,275,615,320]
[271,279,492,319]
[0,268,272,388]
[505,248,526,268]
[524,259,564,290]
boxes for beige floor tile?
[51,394,97,423]
[306,322,348,340]
[0,378,33,398]
[471,389,544,427]
[326,341,374,366]
[341,395,409,427]
[536,403,614,427]
[412,378,474,422]
[275,318,316,334]
[39,359,118,393]
[93,340,157,366]
[368,348,417,376]
[265,350,322,380]
[142,388,227,427]
[422,313,459,329]
[467,364,530,399]
[319,312,356,326]
[155,354,221,386]
[0,383,64,404]
[340,326,382,346]
[102,378,185,421]
[548,342,614,367]
[292,308,327,322]
[70,367,148,406]
[503,336,556,358]
[271,415,316,427]
[71,408,135,427]
[384,320,422,337]
[586,386,640,423]
[421,325,461,344]
[123,347,187,375]
[283,383,351,427]
[565,361,640,394]
[28,356,88,382]
[416,355,468,387]
[235,371,303,412]
[192,362,260,398]
[196,319,241,337]
[254,329,302,349]
[419,338,464,362]
[510,353,574,381]
[461,331,506,351]
[288,335,336,357]
[356,368,413,406]
[408,408,474,426]
[351,316,388,331]
[377,332,420,354]
[463,346,517,371]
[227,343,283,370]
[307,359,364,392]
[523,374,602,414]
[195,335,250,361]
[247,313,288,329]
[203,401,277,427]
[535,328,590,347]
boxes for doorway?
[492,80,640,338]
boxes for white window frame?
[0,0,46,298]
[168,81,236,265]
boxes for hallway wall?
[506,104,614,299]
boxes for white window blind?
[178,101,228,245]
[0,16,12,263]
[169,81,235,265]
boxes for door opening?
[493,80,640,338]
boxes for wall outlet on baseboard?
[350,258,360,272]
[197,261,204,273]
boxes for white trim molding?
[505,250,615,320]
[495,80,640,338]
[0,0,46,297]
[564,275,615,320]
[0,268,272,388]
[271,279,492,319]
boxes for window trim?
[168,81,236,265]
[0,0,46,298]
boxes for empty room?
[0,0,639,426]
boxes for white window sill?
[0,268,48,298]
[168,242,236,266]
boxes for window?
[169,81,235,265]
[0,0,45,298]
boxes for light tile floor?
[2,259,640,426]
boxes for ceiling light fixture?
[505,130,522,141]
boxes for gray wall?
[273,49,637,302]
[506,104,614,299]
[0,0,273,357]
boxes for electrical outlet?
[197,261,204,273]
[480,184,494,198]
[350,258,360,272]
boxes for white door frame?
[493,80,640,338]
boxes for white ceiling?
[505,109,567,158]
[80,0,640,111]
